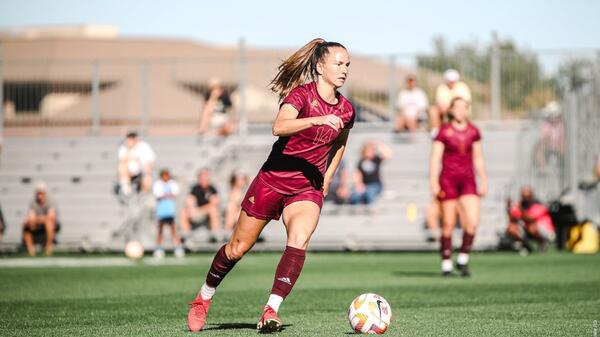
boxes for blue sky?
[1,0,598,56]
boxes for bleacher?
[0,123,520,252]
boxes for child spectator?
[152,169,185,259]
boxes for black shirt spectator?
[203,90,232,115]
[180,169,223,242]
[191,184,218,207]
[358,155,382,185]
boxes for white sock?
[441,259,453,272]
[457,252,470,265]
[199,283,215,300]
[266,294,284,313]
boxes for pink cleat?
[256,305,282,333]
[187,294,212,332]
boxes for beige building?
[1,25,433,135]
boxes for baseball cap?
[443,69,460,83]
[35,182,47,193]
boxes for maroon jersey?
[260,82,355,194]
[434,122,481,178]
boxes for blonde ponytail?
[270,38,346,100]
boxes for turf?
[1,251,599,336]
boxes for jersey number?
[313,127,334,144]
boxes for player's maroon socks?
[460,232,475,255]
[440,235,452,260]
[206,244,238,288]
[457,232,475,276]
[267,246,306,311]
[440,235,453,275]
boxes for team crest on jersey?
[311,99,319,108]
[445,128,454,137]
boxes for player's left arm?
[472,141,488,197]
[323,129,350,197]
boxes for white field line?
[0,257,193,268]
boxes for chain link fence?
[3,44,598,136]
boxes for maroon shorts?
[241,173,324,221]
[438,174,477,201]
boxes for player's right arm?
[272,104,343,137]
[429,141,444,197]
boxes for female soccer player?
[187,38,354,333]
[429,97,488,277]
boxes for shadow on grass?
[203,322,292,332]
[392,270,441,278]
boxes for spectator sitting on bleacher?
[351,141,392,206]
[180,168,223,243]
[152,169,185,259]
[117,131,156,196]
[22,183,59,256]
[505,186,555,253]
[198,78,237,137]
[394,74,429,135]
[428,69,471,135]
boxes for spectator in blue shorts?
[152,169,185,258]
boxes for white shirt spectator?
[118,141,156,176]
[153,179,180,199]
[397,87,429,119]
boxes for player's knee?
[441,226,454,237]
[227,240,250,261]
[287,234,311,250]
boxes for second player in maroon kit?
[430,97,488,277]
[187,38,354,333]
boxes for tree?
[417,36,555,115]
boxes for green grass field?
[1,251,599,336]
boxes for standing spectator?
[394,74,429,134]
[506,186,555,252]
[351,141,392,205]
[117,131,156,195]
[22,183,58,256]
[428,69,471,134]
[536,103,565,169]
[152,169,185,259]
[224,170,249,237]
[198,78,237,137]
[113,131,156,243]
[180,168,222,243]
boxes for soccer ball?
[348,293,392,334]
[124,241,144,260]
